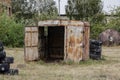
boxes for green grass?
[0,46,120,80]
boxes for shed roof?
[38,20,90,27]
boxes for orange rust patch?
[76,48,82,60]
[68,47,73,54]
[69,35,75,47]
[76,35,83,44]
[73,48,78,58]
[79,49,82,58]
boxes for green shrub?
[90,23,104,39]
[0,13,24,47]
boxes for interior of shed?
[38,26,65,62]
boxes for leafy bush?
[90,23,106,39]
[90,6,120,39]
[90,13,106,39]
[0,13,24,47]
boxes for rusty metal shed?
[24,20,90,62]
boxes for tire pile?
[90,40,102,60]
[0,41,18,75]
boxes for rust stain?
[76,36,83,44]
[69,35,75,47]
[78,49,82,60]
[82,27,90,60]
[68,47,73,54]
[73,48,78,58]
[66,26,85,62]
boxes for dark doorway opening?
[38,26,65,62]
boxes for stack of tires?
[0,41,18,75]
[90,40,102,60]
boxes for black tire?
[90,45,101,49]
[4,57,14,64]
[0,46,3,52]
[90,49,101,53]
[90,40,102,46]
[90,54,101,60]
[0,51,6,60]
[0,63,10,73]
[0,41,4,51]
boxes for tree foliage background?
[106,7,120,32]
[65,0,116,39]
[12,0,36,20]
[0,13,24,47]
[0,0,58,47]
[12,0,58,25]
[0,0,120,47]
[66,0,103,21]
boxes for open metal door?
[24,27,39,61]
[66,26,84,62]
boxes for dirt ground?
[0,46,120,80]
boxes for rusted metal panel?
[25,47,38,61]
[38,20,84,27]
[25,27,38,47]
[83,26,90,60]
[66,26,84,62]
[25,31,31,47]
[25,27,39,61]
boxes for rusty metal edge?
[26,20,88,27]
[83,22,90,27]
[82,22,90,60]
[38,20,84,27]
